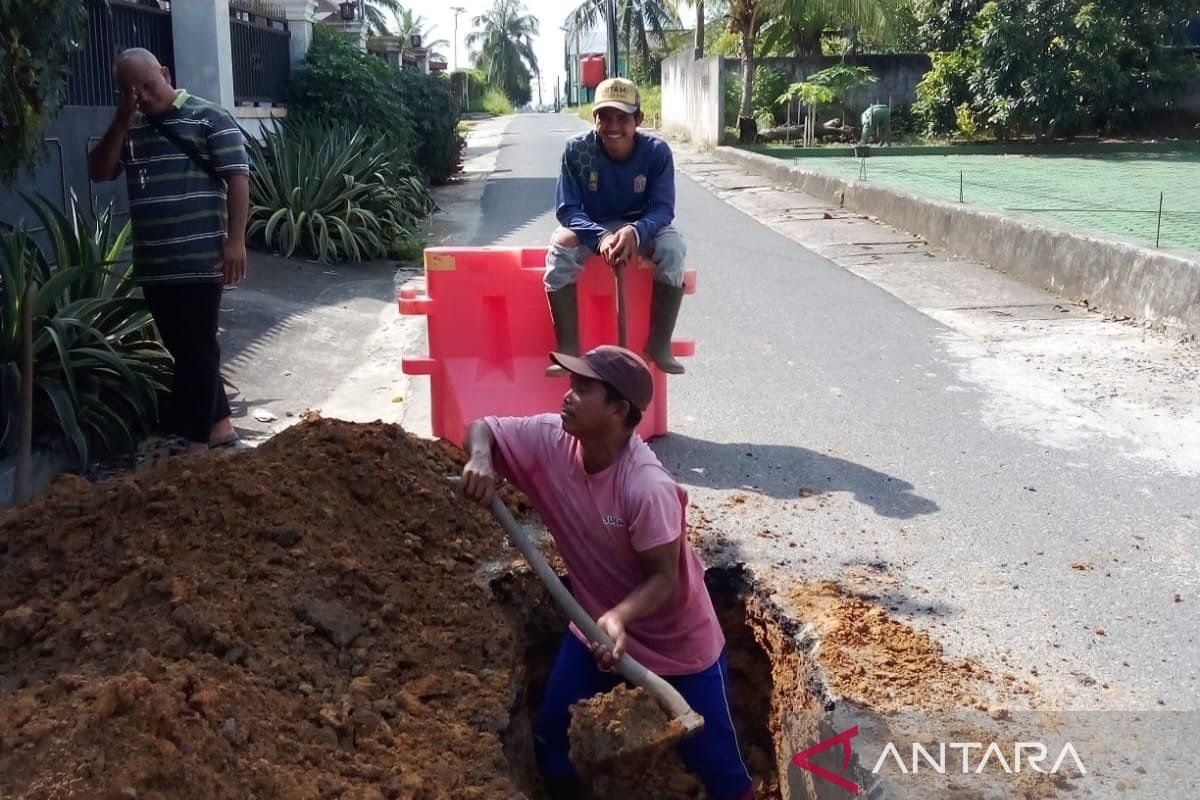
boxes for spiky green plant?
[246,120,435,263]
[0,196,172,468]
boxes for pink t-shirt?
[485,414,725,676]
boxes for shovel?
[455,480,704,763]
[615,260,628,349]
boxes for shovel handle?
[615,261,628,349]
[452,479,701,730]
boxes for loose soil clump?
[789,581,989,712]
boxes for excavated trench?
[490,564,836,800]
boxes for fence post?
[282,0,318,67]
[172,0,236,109]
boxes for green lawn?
[754,146,1200,253]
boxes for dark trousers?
[143,282,230,444]
[534,634,754,800]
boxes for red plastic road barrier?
[400,247,697,446]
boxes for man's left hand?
[589,609,627,671]
[221,238,247,285]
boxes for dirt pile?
[789,581,989,712]
[0,419,532,800]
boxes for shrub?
[752,66,791,125]
[286,26,461,181]
[451,69,489,109]
[0,197,172,468]
[481,89,514,116]
[913,50,972,137]
[724,73,743,127]
[754,108,776,132]
[395,68,462,183]
[286,26,414,157]
[246,120,435,264]
[1,1,86,185]
[640,86,663,127]
[915,0,1198,140]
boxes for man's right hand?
[116,88,139,125]
[460,456,497,507]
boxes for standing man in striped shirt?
[89,48,250,456]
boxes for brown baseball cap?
[550,345,653,411]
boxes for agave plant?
[0,196,172,469]
[246,120,435,263]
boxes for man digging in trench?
[459,346,755,800]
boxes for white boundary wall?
[662,53,724,148]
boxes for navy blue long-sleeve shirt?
[554,131,676,252]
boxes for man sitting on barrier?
[546,77,688,376]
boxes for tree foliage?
[467,0,540,105]
[0,0,86,185]
[286,25,460,181]
[567,0,682,84]
[363,0,403,36]
[391,6,451,62]
[914,0,1198,140]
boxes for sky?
[407,1,699,106]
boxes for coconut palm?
[760,0,894,55]
[363,0,403,36]
[727,0,897,131]
[466,0,541,104]
[566,0,682,76]
[393,7,451,62]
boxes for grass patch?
[481,89,513,117]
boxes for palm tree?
[392,7,451,62]
[725,0,770,126]
[466,0,541,104]
[761,0,894,55]
[728,0,896,137]
[566,0,682,78]
[363,0,403,36]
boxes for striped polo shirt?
[121,90,249,285]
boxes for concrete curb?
[715,146,1200,337]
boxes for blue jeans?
[544,223,687,292]
[533,633,754,800]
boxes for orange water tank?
[581,55,606,88]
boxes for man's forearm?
[557,206,607,252]
[465,419,496,462]
[225,174,250,242]
[611,571,675,624]
[88,114,131,183]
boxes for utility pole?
[606,0,618,78]
[451,6,466,108]
[451,5,465,72]
[695,0,705,60]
